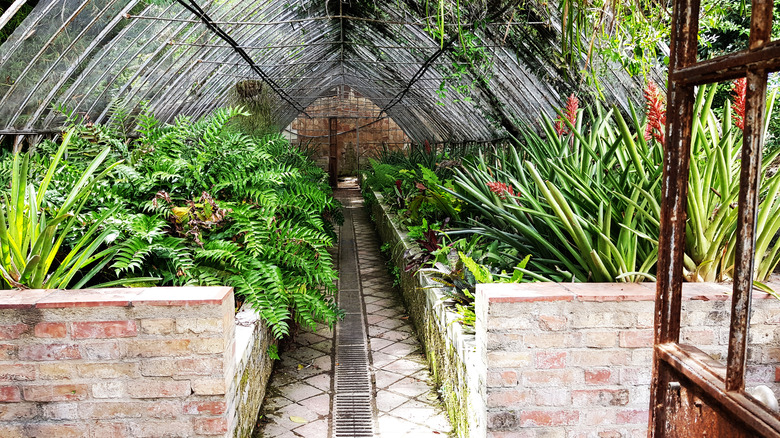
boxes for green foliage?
[453,99,661,282]
[0,131,144,290]
[452,84,780,284]
[0,107,344,340]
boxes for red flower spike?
[554,93,579,136]
[732,77,747,131]
[643,81,666,145]
[487,181,515,200]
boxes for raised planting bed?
[369,190,780,438]
[0,287,275,438]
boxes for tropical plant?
[0,131,131,289]
[99,107,344,340]
[684,81,780,282]
[452,94,662,282]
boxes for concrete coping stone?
[0,286,232,309]
[477,280,780,303]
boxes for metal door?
[651,0,780,436]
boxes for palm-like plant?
[0,131,121,289]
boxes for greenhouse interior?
[0,0,779,437]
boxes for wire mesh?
[0,0,656,144]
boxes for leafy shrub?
[0,107,344,342]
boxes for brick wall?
[476,282,780,438]
[286,87,410,175]
[0,287,274,438]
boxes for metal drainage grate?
[333,210,375,437]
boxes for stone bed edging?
[0,286,275,438]
[368,189,780,438]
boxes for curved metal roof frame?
[0,0,654,144]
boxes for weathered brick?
[72,321,137,339]
[570,310,636,328]
[572,389,630,406]
[89,423,129,438]
[25,423,87,438]
[140,318,175,335]
[775,366,780,382]
[569,350,631,367]
[618,329,653,348]
[523,332,566,348]
[487,411,520,430]
[620,367,652,385]
[38,363,76,379]
[487,332,524,350]
[538,314,567,331]
[522,369,579,387]
[0,323,28,340]
[128,420,192,437]
[487,370,518,387]
[183,401,227,415]
[19,343,81,361]
[584,331,618,348]
[92,381,125,399]
[533,388,570,406]
[127,380,191,398]
[23,384,88,401]
[175,318,223,334]
[0,402,38,420]
[77,363,138,379]
[193,417,229,435]
[584,409,617,426]
[175,357,222,376]
[519,410,579,426]
[585,369,616,385]
[536,351,566,369]
[0,344,16,360]
[81,341,121,360]
[0,364,35,381]
[34,322,67,338]
[125,339,191,358]
[191,378,226,395]
[0,424,24,438]
[42,402,79,419]
[487,389,531,407]
[189,337,225,354]
[0,385,20,402]
[140,358,176,377]
[487,352,531,368]
[616,409,649,424]
[80,401,180,419]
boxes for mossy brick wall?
[370,192,483,438]
[368,187,780,437]
[476,282,780,437]
[0,286,274,438]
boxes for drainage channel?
[333,207,376,437]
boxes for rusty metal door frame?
[651,0,780,435]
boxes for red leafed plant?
[486,181,515,200]
[554,93,579,136]
[644,81,666,145]
[732,77,747,130]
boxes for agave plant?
[451,96,662,282]
[685,82,780,282]
[0,130,123,289]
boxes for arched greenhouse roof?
[0,0,660,144]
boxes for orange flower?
[644,81,666,145]
[732,77,747,130]
[487,181,514,200]
[554,93,579,136]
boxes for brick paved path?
[255,188,452,437]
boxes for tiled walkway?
[255,189,452,437]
